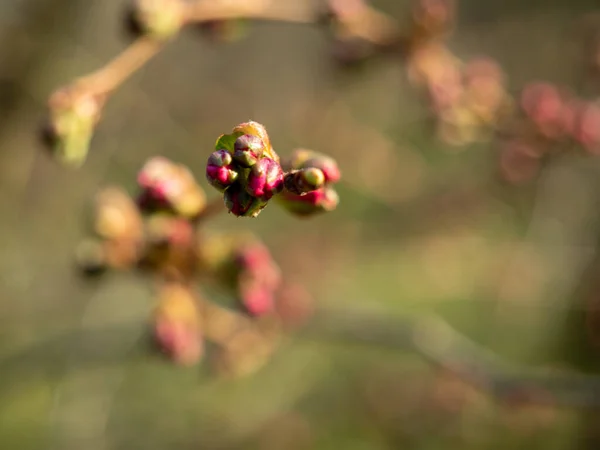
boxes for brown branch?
[74,37,164,96]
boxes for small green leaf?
[215,132,243,153]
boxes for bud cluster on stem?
[206,121,341,218]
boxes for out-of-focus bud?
[74,239,108,276]
[145,214,194,247]
[246,158,284,200]
[278,186,340,217]
[231,239,282,316]
[224,183,268,217]
[235,240,282,288]
[436,106,481,146]
[206,150,239,191]
[152,283,203,366]
[94,186,143,242]
[238,276,276,316]
[520,82,569,139]
[571,102,600,154]
[233,134,265,168]
[411,0,455,40]
[44,87,104,168]
[126,0,184,41]
[406,42,461,89]
[138,156,206,218]
[462,57,510,125]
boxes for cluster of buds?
[125,0,185,40]
[74,157,205,277]
[71,122,331,373]
[405,0,511,148]
[42,86,105,168]
[499,82,600,184]
[206,121,341,217]
[433,56,512,146]
[278,148,341,216]
[196,231,315,328]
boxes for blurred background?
[2,0,600,448]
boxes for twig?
[304,308,600,409]
[75,37,164,96]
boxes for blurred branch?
[305,308,600,409]
[54,0,401,98]
[76,37,163,96]
[4,308,600,409]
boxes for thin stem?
[183,0,316,25]
[75,37,164,95]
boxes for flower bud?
[246,158,284,199]
[127,0,184,41]
[206,150,239,191]
[138,157,206,217]
[283,149,341,184]
[278,187,340,217]
[233,134,265,167]
[239,277,276,317]
[152,283,203,366]
[44,87,104,168]
[224,183,269,217]
[571,102,600,154]
[283,168,326,195]
[94,187,143,242]
[232,121,278,162]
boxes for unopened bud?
[246,158,284,199]
[224,183,268,217]
[153,283,203,366]
[284,149,341,184]
[206,150,239,191]
[127,0,184,41]
[233,134,265,167]
[283,168,326,195]
[232,121,278,162]
[44,87,104,168]
[278,187,340,217]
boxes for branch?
[304,308,600,409]
[75,37,164,96]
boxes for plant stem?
[76,37,164,95]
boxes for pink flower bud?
[572,102,600,154]
[224,183,268,217]
[233,134,265,168]
[246,158,284,200]
[284,150,341,184]
[239,278,275,316]
[154,318,203,366]
[278,187,340,217]
[206,150,239,191]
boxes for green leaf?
[215,132,243,153]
